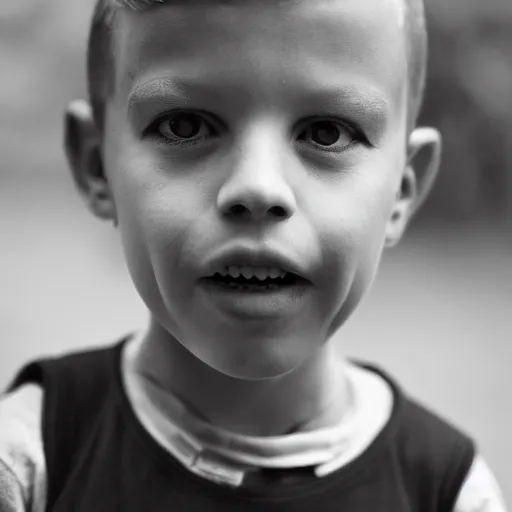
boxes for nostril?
[229,204,250,216]
[225,203,289,219]
[269,206,287,218]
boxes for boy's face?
[69,0,439,379]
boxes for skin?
[65,0,441,436]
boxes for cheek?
[108,138,209,238]
[311,161,399,292]
[104,143,209,304]
[315,165,397,250]
[308,167,398,334]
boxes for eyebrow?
[128,77,223,113]
[305,85,391,131]
[320,86,390,117]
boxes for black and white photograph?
[1,0,510,510]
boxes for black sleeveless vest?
[9,339,475,512]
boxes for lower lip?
[198,278,311,319]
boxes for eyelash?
[296,116,370,153]
[145,110,371,152]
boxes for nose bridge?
[239,121,285,184]
[217,119,297,220]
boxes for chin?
[209,359,297,381]
[193,335,316,381]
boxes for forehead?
[113,0,408,114]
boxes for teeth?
[227,266,241,278]
[241,266,254,279]
[223,266,286,280]
[268,268,283,279]
[255,268,269,280]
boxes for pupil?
[311,122,339,146]
[170,114,201,139]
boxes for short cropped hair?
[87,0,427,132]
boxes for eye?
[297,120,357,152]
[156,112,215,143]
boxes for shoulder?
[357,364,477,510]
[0,458,26,512]
[0,383,45,471]
[454,455,508,512]
[355,363,476,474]
[393,396,476,510]
[0,384,47,512]
[0,339,128,512]
[397,397,475,464]
[6,340,127,423]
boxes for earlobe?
[385,127,442,247]
[64,99,116,223]
[384,167,416,247]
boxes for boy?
[0,0,508,510]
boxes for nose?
[217,125,297,222]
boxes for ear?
[64,99,117,223]
[385,127,442,247]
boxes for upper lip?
[202,245,310,281]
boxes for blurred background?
[1,0,511,504]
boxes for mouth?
[203,266,304,293]
[199,248,312,317]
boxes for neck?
[130,319,350,437]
